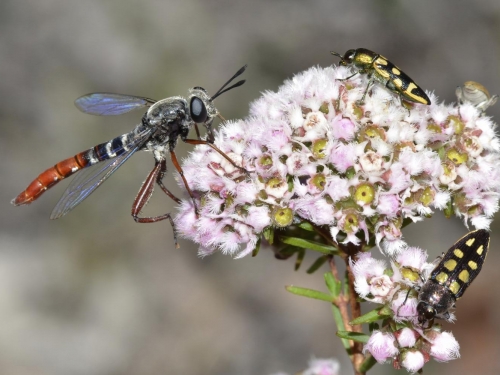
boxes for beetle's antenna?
[210,65,247,101]
[330,51,343,61]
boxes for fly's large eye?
[190,97,208,123]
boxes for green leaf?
[285,286,332,302]
[279,236,339,255]
[268,228,275,244]
[402,217,413,229]
[295,249,305,271]
[378,305,393,316]
[297,222,315,231]
[277,245,298,258]
[359,354,377,373]
[252,238,261,257]
[336,331,370,343]
[324,272,341,299]
[331,305,350,351]
[307,255,328,274]
[444,198,453,218]
[343,270,349,296]
[349,306,392,325]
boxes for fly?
[12,65,248,247]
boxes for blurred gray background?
[1,1,500,374]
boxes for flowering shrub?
[174,64,500,374]
[175,65,500,258]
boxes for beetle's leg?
[337,71,359,81]
[131,160,179,248]
[396,288,413,318]
[358,78,374,104]
[399,95,412,116]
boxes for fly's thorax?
[146,96,187,127]
[188,87,218,124]
[146,143,168,157]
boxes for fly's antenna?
[210,64,247,101]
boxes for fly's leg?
[194,123,202,140]
[195,121,215,143]
[183,138,249,177]
[169,150,199,216]
[131,160,180,248]
[155,159,182,205]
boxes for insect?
[331,48,431,106]
[12,65,247,246]
[416,229,490,328]
[455,81,498,113]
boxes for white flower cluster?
[351,247,460,372]
[175,65,500,257]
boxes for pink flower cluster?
[175,65,500,257]
[351,247,460,372]
[350,248,434,319]
[364,329,459,373]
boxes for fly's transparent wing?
[50,128,154,219]
[75,93,157,116]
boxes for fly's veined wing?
[75,93,157,116]
[50,128,154,219]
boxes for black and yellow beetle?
[331,48,431,106]
[417,229,490,328]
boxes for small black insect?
[417,229,490,328]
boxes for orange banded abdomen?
[12,152,90,205]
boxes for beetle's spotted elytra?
[331,48,431,106]
[416,229,490,328]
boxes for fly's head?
[144,65,246,143]
[188,87,218,129]
[188,65,247,142]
